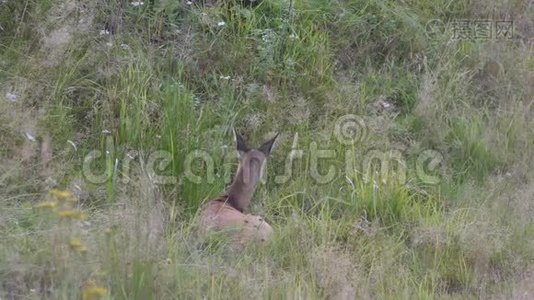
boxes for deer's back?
[199,199,272,245]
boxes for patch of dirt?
[39,0,96,67]
[510,267,534,300]
[311,245,369,300]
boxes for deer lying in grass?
[198,130,279,247]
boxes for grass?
[1,0,533,299]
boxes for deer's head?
[226,129,279,212]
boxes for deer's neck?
[226,159,262,212]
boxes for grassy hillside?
[1,0,533,299]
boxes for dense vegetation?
[1,0,533,298]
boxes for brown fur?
[199,196,273,246]
[198,131,278,247]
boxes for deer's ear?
[259,132,279,156]
[234,128,249,157]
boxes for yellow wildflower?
[68,238,88,253]
[49,189,71,199]
[65,196,78,203]
[49,189,77,202]
[82,279,107,300]
[57,209,87,220]
[34,200,58,209]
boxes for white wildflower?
[5,92,17,102]
[131,1,144,6]
[99,29,110,36]
[381,101,392,108]
[24,132,36,142]
[217,21,226,27]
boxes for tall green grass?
[1,0,533,299]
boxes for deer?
[197,130,279,248]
